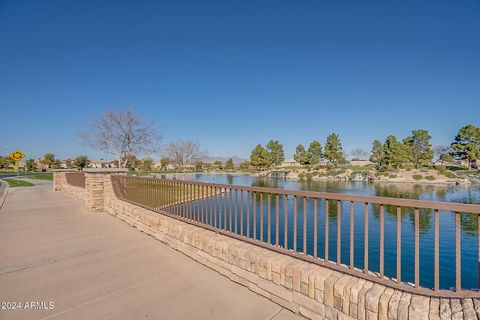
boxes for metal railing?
[65,172,86,189]
[110,175,480,298]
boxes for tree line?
[294,133,346,166]
[7,109,476,173]
[248,124,480,171]
[369,129,434,169]
[369,124,480,170]
[249,133,346,169]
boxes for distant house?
[456,159,469,168]
[60,158,75,169]
[182,163,196,170]
[92,160,118,168]
[350,160,373,167]
[107,160,118,168]
[154,161,175,170]
[280,159,301,168]
[34,159,48,171]
[470,159,478,169]
[434,158,477,169]
[89,159,110,168]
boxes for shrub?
[425,175,436,181]
[443,171,457,179]
[389,174,397,178]
[326,169,337,177]
[378,166,388,172]
[349,165,374,171]
[447,166,468,171]
[312,172,319,176]
[298,173,305,180]
[305,173,313,180]
[413,174,423,181]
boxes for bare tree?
[164,140,206,168]
[350,148,368,160]
[433,145,454,163]
[433,145,451,158]
[78,109,161,168]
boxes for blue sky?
[0,0,479,161]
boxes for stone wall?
[53,172,479,320]
[85,173,105,212]
[52,171,86,200]
[62,182,86,200]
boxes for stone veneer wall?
[53,172,86,200]
[85,173,105,212]
[54,172,480,320]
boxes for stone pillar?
[83,169,128,212]
[52,169,77,191]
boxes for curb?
[0,179,9,211]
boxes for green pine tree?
[369,140,384,169]
[403,129,434,168]
[451,124,480,168]
[250,144,270,169]
[294,144,309,165]
[225,158,235,170]
[324,133,344,166]
[307,140,323,165]
[266,140,285,166]
[383,135,410,169]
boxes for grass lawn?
[26,173,53,180]
[3,178,34,187]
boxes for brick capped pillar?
[83,169,128,212]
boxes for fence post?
[83,169,128,212]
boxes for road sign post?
[9,150,25,186]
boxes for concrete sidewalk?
[0,182,302,320]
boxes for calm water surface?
[166,173,480,290]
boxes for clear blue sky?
[0,0,479,160]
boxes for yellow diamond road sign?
[9,149,25,162]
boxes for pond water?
[164,173,480,291]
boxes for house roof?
[89,159,109,163]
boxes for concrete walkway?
[0,181,302,320]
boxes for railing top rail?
[114,176,480,214]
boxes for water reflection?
[176,173,480,289]
[188,173,479,235]
[461,213,478,236]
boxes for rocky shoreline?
[252,168,471,185]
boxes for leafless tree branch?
[78,109,161,168]
[164,140,206,168]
